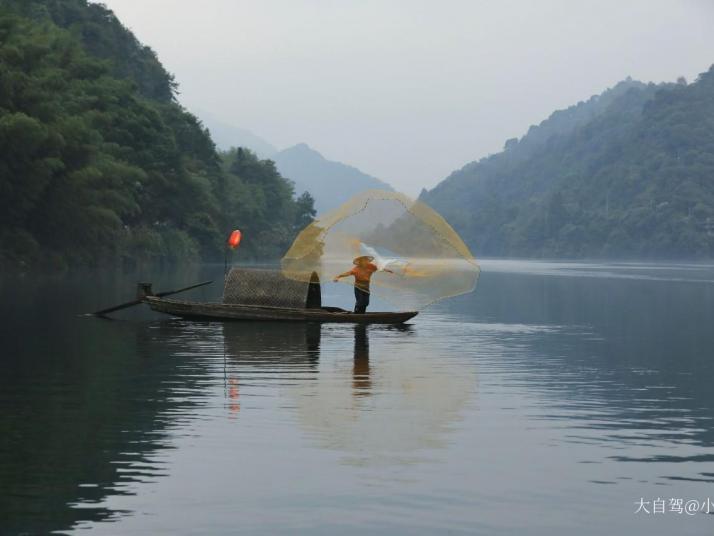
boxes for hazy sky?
[102,0,713,194]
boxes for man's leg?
[354,286,368,314]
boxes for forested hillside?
[422,71,714,259]
[0,0,314,269]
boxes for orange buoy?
[227,229,242,249]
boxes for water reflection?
[440,261,714,482]
[3,261,714,535]
[287,324,476,467]
[222,322,322,367]
[220,322,322,418]
[218,321,476,467]
[352,325,371,396]
[0,318,213,534]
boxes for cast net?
[281,190,480,310]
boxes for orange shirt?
[350,263,377,284]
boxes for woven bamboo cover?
[223,267,320,309]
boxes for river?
[1,260,713,535]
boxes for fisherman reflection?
[290,323,475,467]
[352,325,371,396]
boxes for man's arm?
[333,270,353,282]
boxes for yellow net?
[281,190,480,310]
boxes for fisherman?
[333,255,393,314]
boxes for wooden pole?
[85,280,213,317]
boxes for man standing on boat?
[333,256,393,313]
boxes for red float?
[227,229,242,249]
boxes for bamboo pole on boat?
[84,280,213,317]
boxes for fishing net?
[282,190,480,310]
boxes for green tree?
[0,2,315,269]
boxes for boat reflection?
[218,321,475,466]
[221,321,321,367]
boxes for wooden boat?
[140,268,418,325]
[143,296,417,324]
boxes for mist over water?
[2,260,714,534]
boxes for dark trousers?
[354,285,370,314]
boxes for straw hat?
[353,255,374,265]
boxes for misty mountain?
[196,110,277,158]
[422,69,714,259]
[194,114,392,215]
[272,143,393,214]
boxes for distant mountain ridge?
[195,111,393,214]
[422,69,714,259]
[272,143,393,214]
[195,109,277,158]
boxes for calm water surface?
[2,260,714,535]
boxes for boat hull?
[144,296,417,324]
